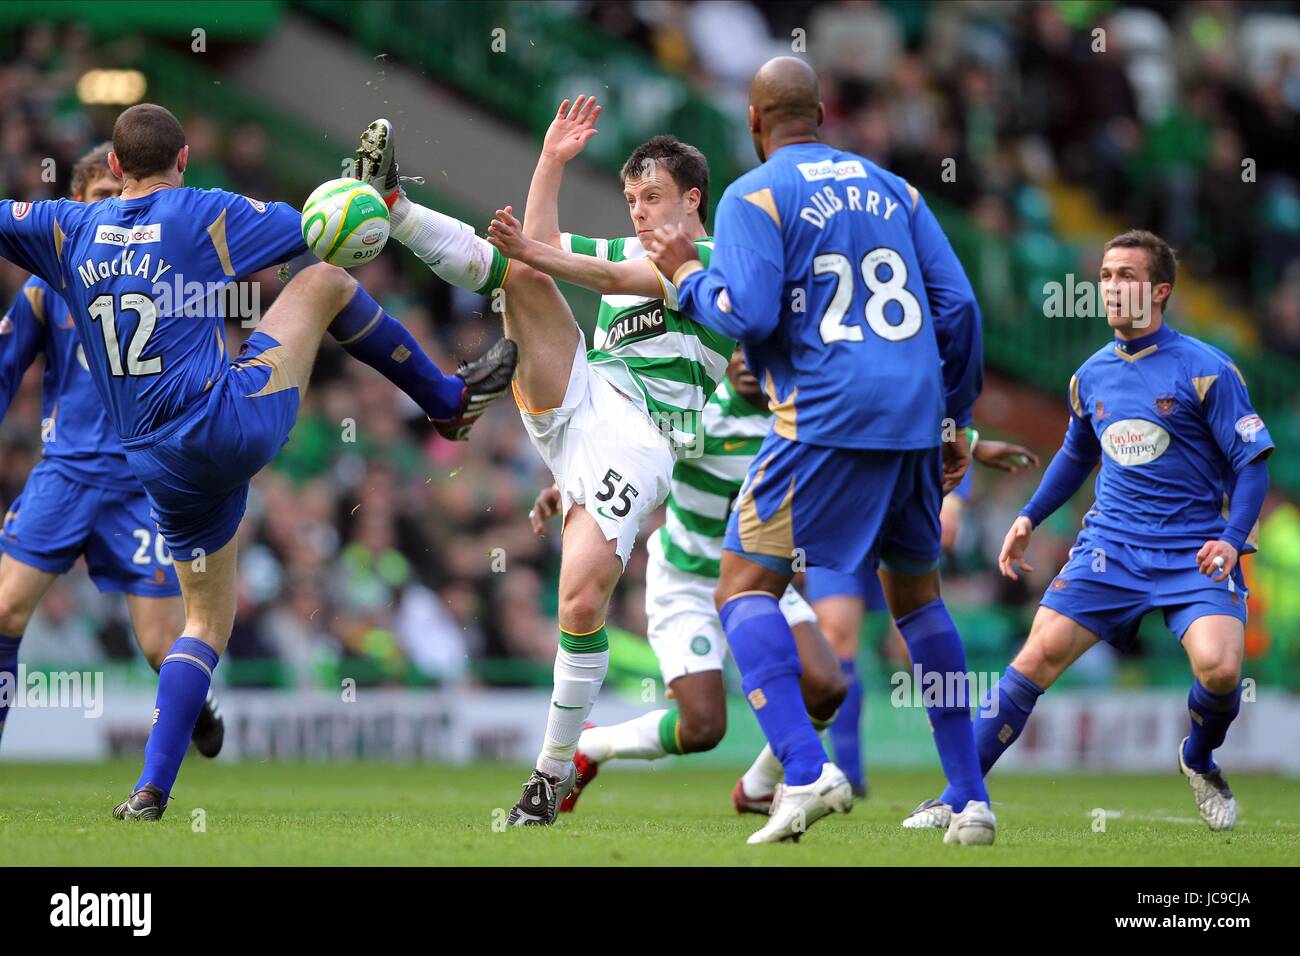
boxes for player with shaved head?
[648,57,991,845]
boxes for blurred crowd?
[0,11,1296,690]
[587,0,1300,358]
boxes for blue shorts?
[723,435,943,577]
[1040,532,1248,650]
[804,559,889,612]
[1,461,180,597]
[123,332,299,560]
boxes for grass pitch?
[2,761,1296,866]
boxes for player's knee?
[558,584,608,635]
[1194,651,1242,694]
[883,573,940,619]
[803,669,847,722]
[294,261,357,310]
[1014,632,1069,688]
[0,597,36,636]
[678,711,726,753]
[820,619,857,658]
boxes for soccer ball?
[300,178,390,267]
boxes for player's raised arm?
[651,180,783,343]
[520,96,601,248]
[0,199,84,289]
[910,192,983,429]
[0,279,49,423]
[487,205,666,299]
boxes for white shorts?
[515,337,675,568]
[644,532,817,686]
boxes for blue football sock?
[136,637,220,798]
[0,633,21,742]
[330,285,464,420]
[939,665,1043,805]
[1183,680,1241,773]
[829,656,864,789]
[895,598,988,808]
[720,593,827,786]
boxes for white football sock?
[741,729,830,796]
[536,645,609,779]
[389,196,498,292]
[579,710,671,763]
[741,744,784,797]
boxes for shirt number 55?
[594,468,640,518]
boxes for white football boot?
[901,797,953,830]
[746,763,853,845]
[352,118,424,207]
[1179,736,1236,831]
[943,799,997,845]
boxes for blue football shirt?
[676,141,983,449]
[0,189,306,442]
[0,276,137,489]
[1060,323,1273,550]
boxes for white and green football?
[300,177,390,267]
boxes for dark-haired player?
[906,230,1269,833]
[525,346,846,815]
[355,97,735,824]
[0,103,517,819]
[0,143,219,755]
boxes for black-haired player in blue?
[905,230,1271,833]
[648,57,991,845]
[0,104,517,819]
[0,143,219,757]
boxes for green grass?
[2,761,1296,866]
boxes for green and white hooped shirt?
[562,233,733,452]
[656,377,770,579]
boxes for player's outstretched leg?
[0,555,57,747]
[1178,614,1244,831]
[356,118,580,413]
[277,251,515,439]
[114,538,240,821]
[508,506,619,826]
[127,593,225,758]
[901,606,1094,832]
[564,672,728,813]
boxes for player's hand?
[529,487,562,535]
[541,96,601,164]
[487,205,527,259]
[941,426,971,494]
[974,439,1039,473]
[1196,539,1238,582]
[998,515,1035,581]
[644,223,699,282]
